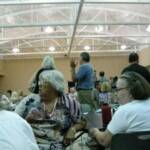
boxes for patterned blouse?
[15,93,81,150]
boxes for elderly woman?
[15,70,81,150]
[0,98,39,150]
[90,71,150,147]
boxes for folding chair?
[110,131,150,150]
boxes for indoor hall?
[0,1,150,150]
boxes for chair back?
[111,131,150,150]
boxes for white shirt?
[107,98,150,134]
[0,110,39,150]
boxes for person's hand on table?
[63,127,76,145]
[26,108,43,123]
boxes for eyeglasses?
[116,87,128,92]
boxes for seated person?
[69,87,78,100]
[0,94,15,110]
[10,91,21,105]
[29,55,56,94]
[6,89,12,98]
[99,82,111,105]
[98,71,108,84]
[89,71,150,147]
[92,81,101,108]
[0,99,39,150]
[15,70,82,150]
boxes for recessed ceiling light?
[120,45,127,50]
[122,12,129,17]
[95,25,104,33]
[12,48,20,53]
[49,46,55,52]
[6,16,15,24]
[84,45,90,51]
[44,26,54,33]
[146,25,150,32]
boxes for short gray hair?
[42,55,56,69]
[39,70,66,94]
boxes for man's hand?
[65,127,76,139]
[63,127,76,145]
[70,59,78,69]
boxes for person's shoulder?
[80,63,92,67]
[117,100,144,112]
[5,111,31,128]
[132,98,150,105]
[15,94,40,112]
[62,94,80,107]
[137,64,150,71]
[80,63,87,68]
[130,63,149,72]
[122,63,141,74]
[116,102,133,113]
[119,101,135,108]
[0,110,22,121]
[121,66,128,74]
[22,93,40,101]
[62,94,75,102]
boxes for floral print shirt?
[15,94,81,150]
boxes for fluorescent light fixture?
[44,26,54,33]
[84,45,90,51]
[120,45,127,50]
[12,48,20,53]
[95,25,104,33]
[48,46,55,52]
[146,25,150,32]
[122,12,129,17]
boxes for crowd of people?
[0,52,150,150]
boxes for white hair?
[41,55,56,69]
[28,55,56,93]
[39,70,66,93]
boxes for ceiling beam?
[75,35,150,38]
[1,42,150,49]
[0,0,150,5]
[68,0,84,56]
[0,34,150,41]
[1,22,150,28]
[0,50,133,60]
[0,1,80,5]
[85,1,150,4]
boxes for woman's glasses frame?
[116,87,128,92]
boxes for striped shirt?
[15,93,81,150]
[15,93,81,124]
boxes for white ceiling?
[0,0,150,58]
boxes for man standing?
[121,52,150,83]
[70,52,95,113]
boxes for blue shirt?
[75,63,94,90]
